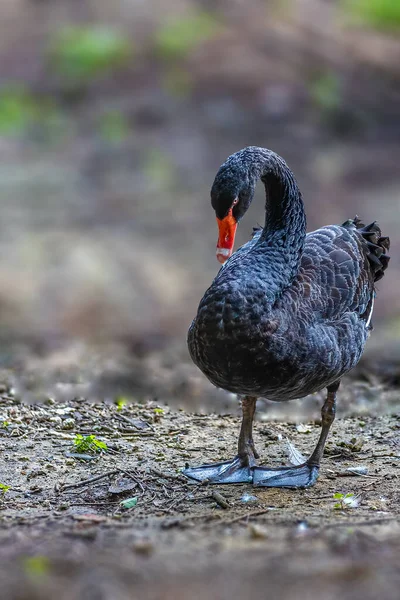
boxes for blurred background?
[0,0,399,410]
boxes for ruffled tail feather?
[343,216,390,283]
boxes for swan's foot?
[183,456,253,484]
[184,395,259,484]
[252,462,319,489]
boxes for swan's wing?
[298,220,389,323]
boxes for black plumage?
[184,147,390,488]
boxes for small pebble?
[62,418,75,430]
[296,424,311,434]
[29,484,43,493]
[26,468,46,480]
[132,540,154,556]
[249,524,268,540]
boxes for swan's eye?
[232,198,239,206]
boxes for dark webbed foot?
[252,381,340,489]
[183,456,253,484]
[252,462,319,488]
[184,396,258,484]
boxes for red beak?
[216,208,238,264]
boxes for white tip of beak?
[216,247,231,263]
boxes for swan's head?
[210,153,254,263]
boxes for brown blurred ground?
[0,0,398,357]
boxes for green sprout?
[73,434,107,454]
[114,397,128,411]
[333,492,357,510]
[153,406,165,424]
[0,482,10,495]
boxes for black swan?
[184,146,390,488]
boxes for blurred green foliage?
[342,0,400,33]
[154,11,218,61]
[163,67,193,97]
[99,110,129,143]
[49,27,131,84]
[23,556,50,578]
[0,87,40,135]
[0,86,67,140]
[144,149,176,188]
[310,72,341,112]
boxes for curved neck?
[243,147,306,241]
[244,147,306,286]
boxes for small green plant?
[153,406,165,424]
[0,482,10,495]
[333,492,357,510]
[1,420,10,428]
[342,0,400,33]
[73,434,107,454]
[154,11,218,61]
[114,396,128,411]
[49,27,131,84]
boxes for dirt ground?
[1,366,399,600]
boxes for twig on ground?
[117,468,146,493]
[115,414,155,432]
[161,512,221,528]
[211,490,230,509]
[59,470,119,492]
[149,467,188,482]
[67,502,120,507]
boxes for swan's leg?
[253,381,340,488]
[183,396,258,483]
